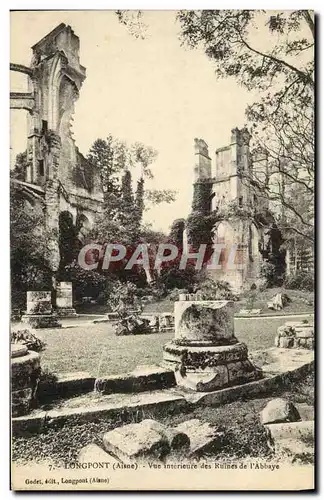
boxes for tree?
[177,10,314,91]
[177,10,314,244]
[87,135,176,244]
[10,184,52,308]
[11,151,28,181]
[116,10,314,244]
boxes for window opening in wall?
[38,159,44,176]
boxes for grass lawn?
[35,314,312,377]
[142,288,314,316]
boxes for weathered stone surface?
[163,342,247,369]
[174,300,234,344]
[279,337,294,348]
[11,349,41,416]
[95,366,176,395]
[78,443,120,465]
[175,419,223,457]
[103,420,170,461]
[139,419,190,451]
[175,366,229,392]
[306,338,315,350]
[285,321,314,328]
[11,350,41,391]
[11,388,33,417]
[38,371,95,400]
[295,328,314,339]
[26,291,52,315]
[11,344,28,358]
[265,420,314,443]
[56,282,73,308]
[22,313,61,329]
[296,403,314,422]
[227,359,261,384]
[270,437,314,461]
[276,321,314,350]
[56,282,77,317]
[261,398,301,425]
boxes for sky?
[10,10,254,233]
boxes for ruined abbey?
[187,130,284,291]
[10,23,285,295]
[10,23,104,285]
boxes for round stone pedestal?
[11,344,41,416]
[163,300,262,392]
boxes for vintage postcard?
[10,9,315,491]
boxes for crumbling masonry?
[10,23,104,286]
[186,129,285,291]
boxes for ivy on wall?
[186,210,220,250]
[192,181,213,214]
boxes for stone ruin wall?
[10,24,104,273]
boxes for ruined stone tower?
[10,24,104,280]
[190,128,277,291]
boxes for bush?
[11,326,46,352]
[196,279,238,301]
[167,288,189,302]
[260,261,283,287]
[283,270,314,292]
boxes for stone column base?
[11,346,41,417]
[163,341,262,392]
[56,307,78,318]
[21,314,61,329]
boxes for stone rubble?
[102,419,170,462]
[175,419,224,457]
[275,321,314,350]
[260,398,301,425]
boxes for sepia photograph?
[9,9,315,491]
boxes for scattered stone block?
[276,321,314,350]
[260,398,301,425]
[295,328,314,339]
[265,420,314,443]
[175,419,223,457]
[103,420,170,462]
[296,403,314,421]
[306,338,315,350]
[279,337,294,348]
[139,419,190,451]
[78,443,120,465]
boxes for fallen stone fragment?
[78,443,121,465]
[103,420,170,462]
[261,398,301,425]
[141,419,190,451]
[279,337,294,348]
[175,419,223,457]
[295,403,314,422]
[265,420,314,452]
